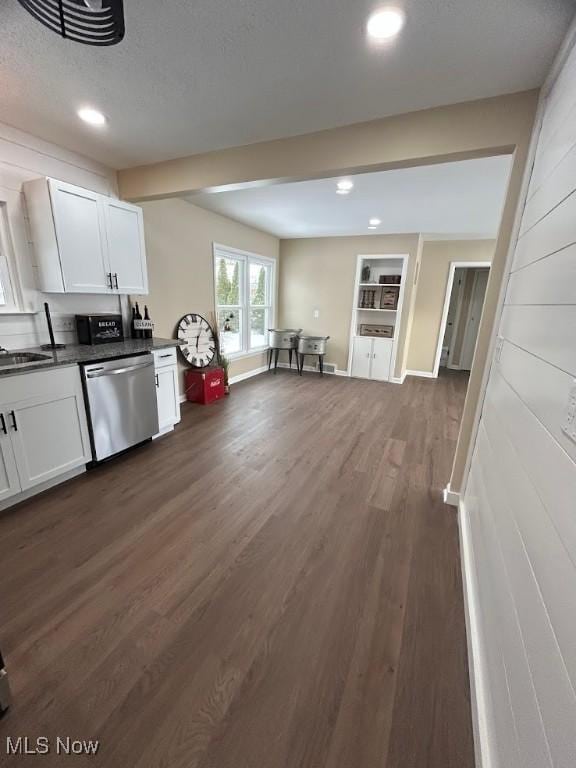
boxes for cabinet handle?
[114,273,119,290]
[0,414,6,435]
[155,373,159,387]
[107,272,113,289]
[9,410,17,431]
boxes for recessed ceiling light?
[367,8,405,41]
[368,226,377,230]
[369,218,381,226]
[77,107,107,127]
[336,179,354,194]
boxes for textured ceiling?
[0,0,573,168]
[187,156,513,238]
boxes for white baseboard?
[459,500,493,768]
[276,361,348,376]
[229,365,268,385]
[390,371,407,384]
[406,369,437,379]
[443,483,460,507]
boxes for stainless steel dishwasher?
[81,353,159,462]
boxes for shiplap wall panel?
[522,141,576,233]
[513,190,576,272]
[498,341,576,462]
[466,470,523,768]
[463,24,576,768]
[528,98,576,198]
[499,304,575,374]
[471,452,553,768]
[476,424,576,768]
[505,243,576,305]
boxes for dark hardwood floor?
[0,368,473,767]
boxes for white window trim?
[213,243,276,360]
[0,201,24,314]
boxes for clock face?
[177,314,217,368]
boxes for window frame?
[213,243,276,360]
[0,201,23,314]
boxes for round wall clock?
[177,314,217,368]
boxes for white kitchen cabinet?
[351,336,393,382]
[23,177,148,295]
[0,428,21,504]
[0,366,91,499]
[48,179,110,293]
[153,348,180,437]
[103,198,148,294]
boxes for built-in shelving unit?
[347,254,409,383]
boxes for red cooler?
[185,367,225,405]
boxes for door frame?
[433,260,491,378]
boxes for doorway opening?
[437,262,491,375]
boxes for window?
[214,245,275,357]
[0,203,19,313]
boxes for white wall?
[462,25,576,768]
[0,122,121,349]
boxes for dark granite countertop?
[0,338,181,378]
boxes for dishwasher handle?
[85,361,154,379]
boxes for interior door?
[351,337,373,379]
[460,268,490,370]
[48,179,110,293]
[104,200,148,294]
[371,338,393,381]
[7,392,90,491]
[0,420,21,503]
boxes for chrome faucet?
[0,346,8,355]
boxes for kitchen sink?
[0,352,51,366]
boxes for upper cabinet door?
[48,179,111,294]
[104,199,148,294]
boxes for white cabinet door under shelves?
[0,429,21,503]
[371,338,393,381]
[351,336,373,379]
[104,199,148,295]
[48,179,110,294]
[351,336,393,381]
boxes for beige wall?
[121,89,538,494]
[136,198,279,388]
[406,240,495,373]
[279,235,420,375]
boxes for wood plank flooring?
[0,369,473,767]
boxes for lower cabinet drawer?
[153,347,177,368]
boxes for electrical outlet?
[562,379,576,444]
[313,309,320,319]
